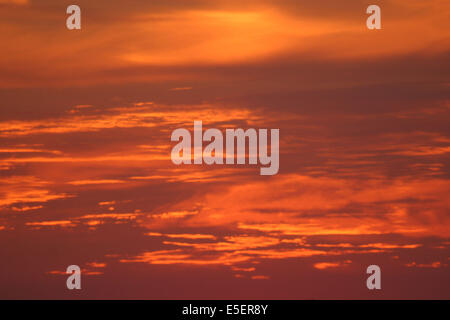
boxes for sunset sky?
[0,0,449,299]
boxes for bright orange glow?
[0,0,449,299]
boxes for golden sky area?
[0,0,449,299]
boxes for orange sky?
[0,0,449,299]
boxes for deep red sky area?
[0,0,449,299]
